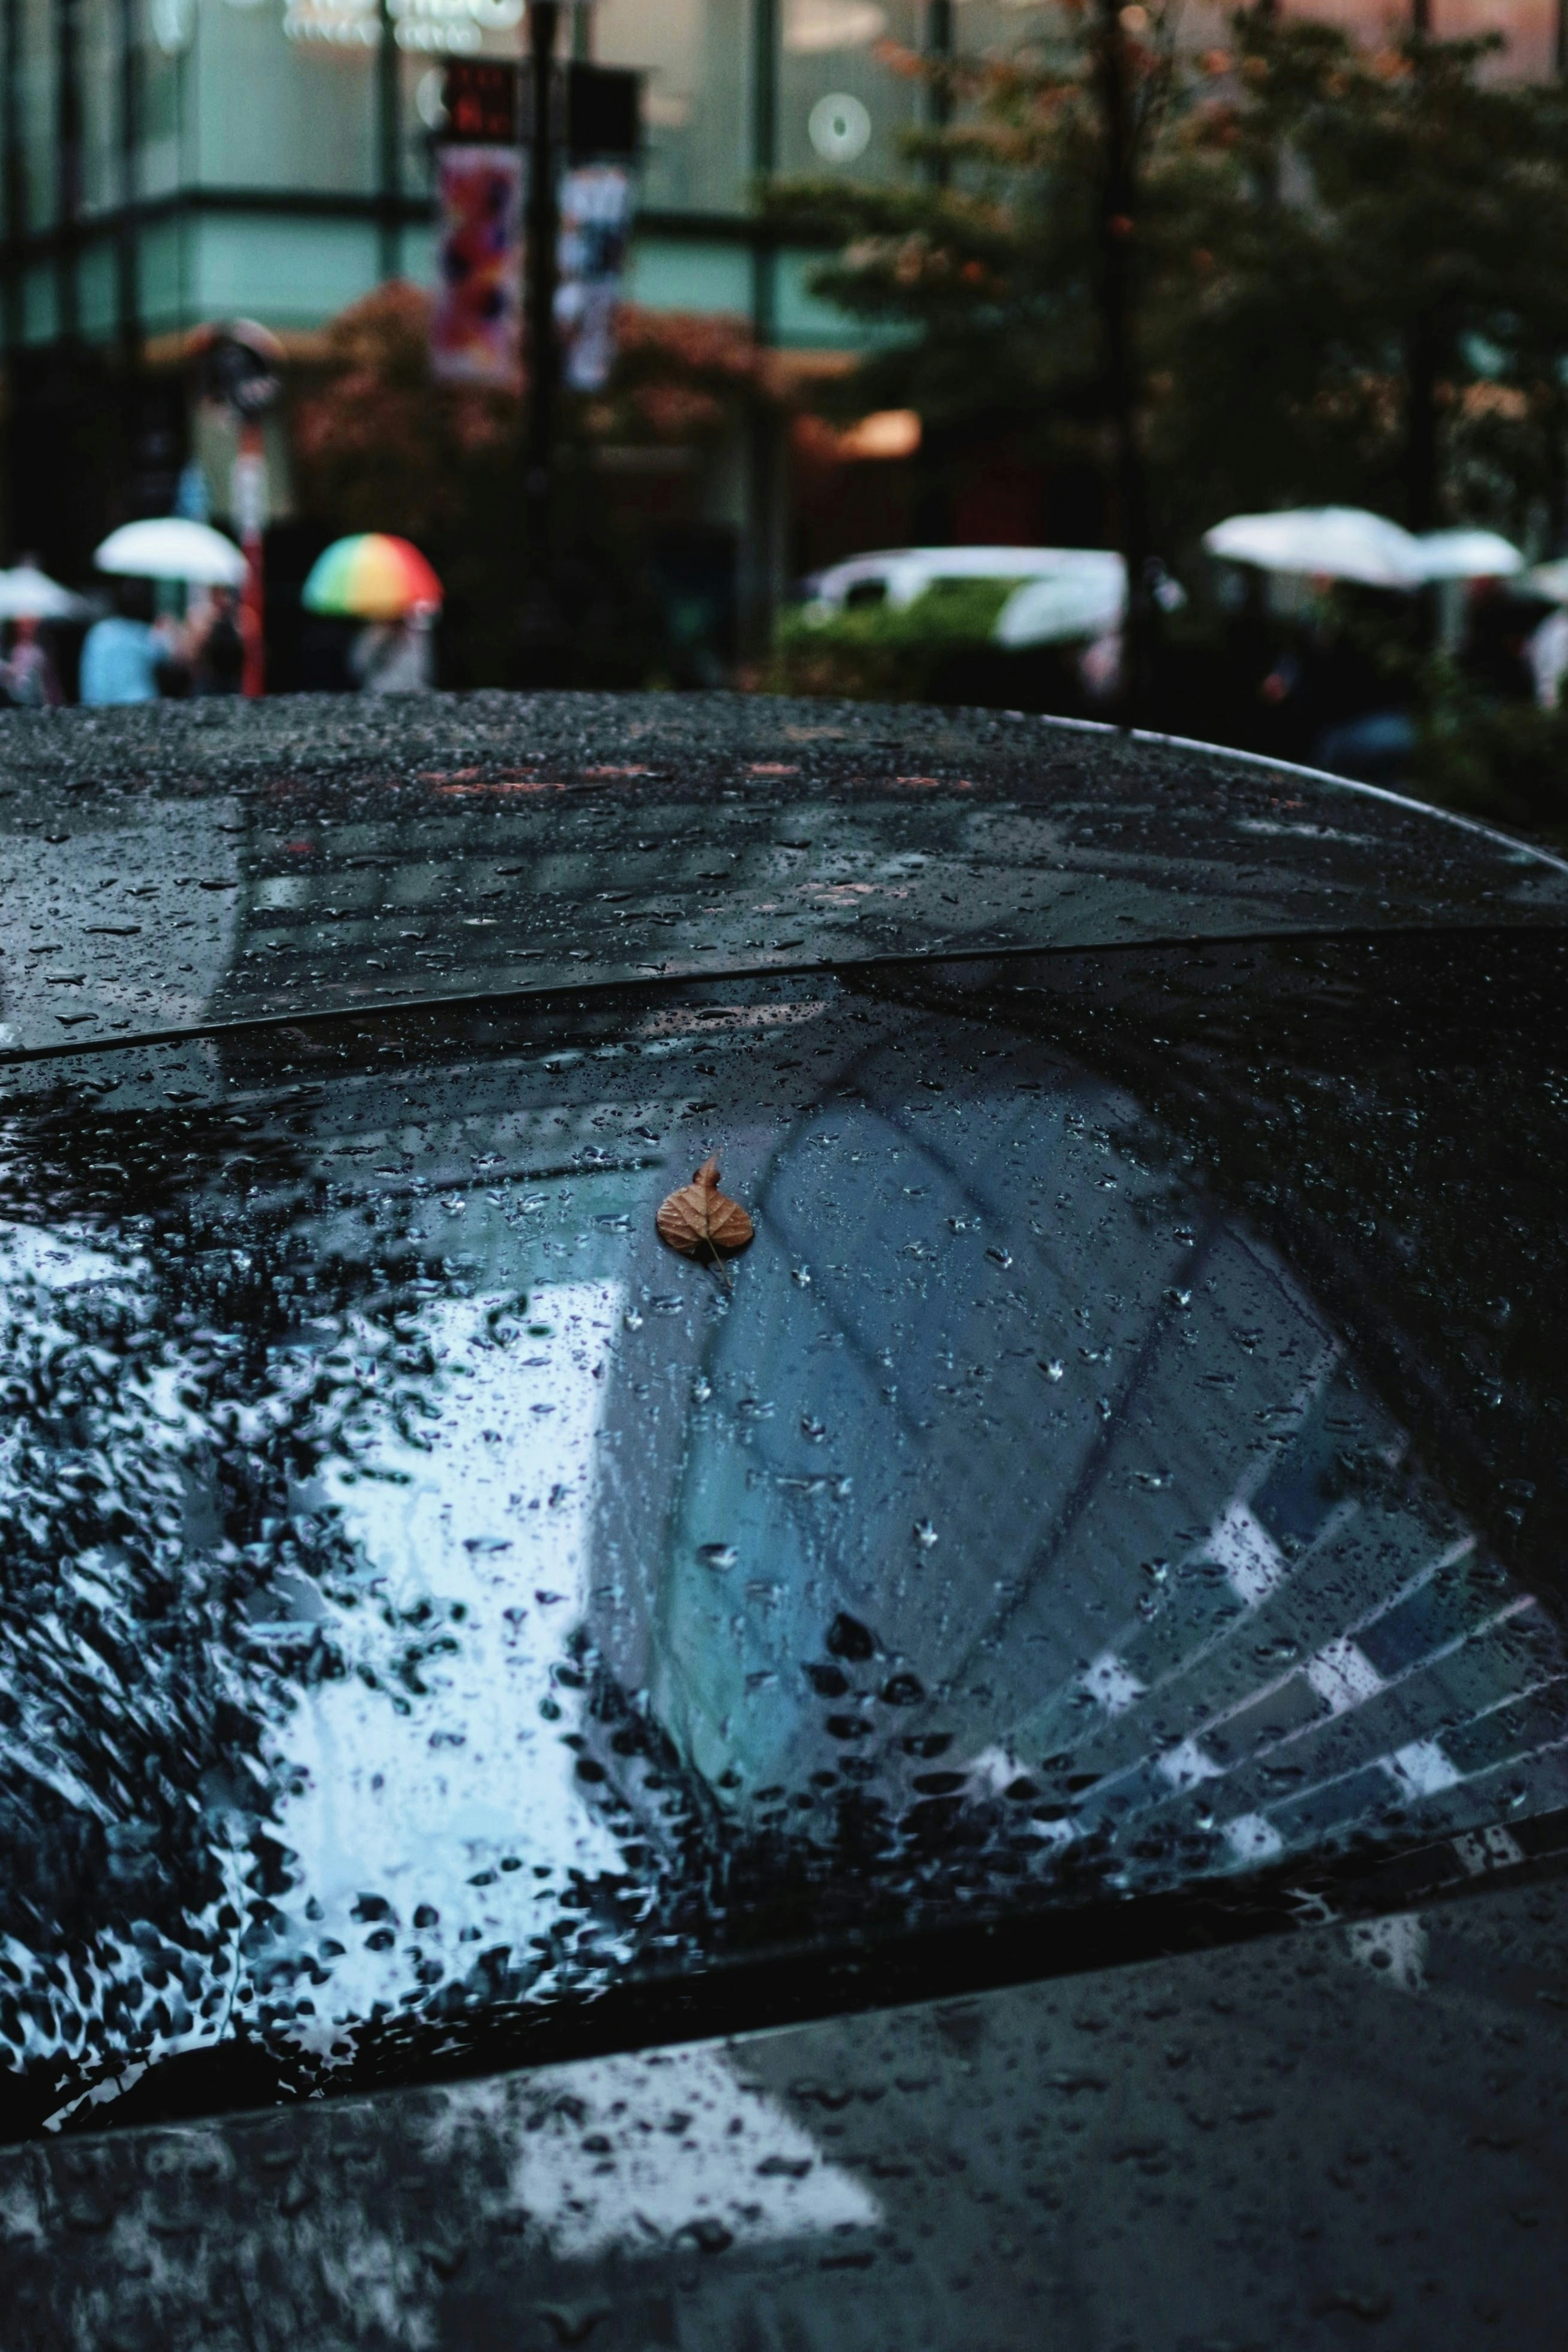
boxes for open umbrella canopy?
[303,533,442,621]
[1526,559,1568,604]
[95,518,246,587]
[992,552,1127,648]
[1416,528,1524,580]
[0,562,87,620]
[1204,506,1427,589]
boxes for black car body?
[2,693,1567,2348]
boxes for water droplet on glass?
[826,1611,876,1661]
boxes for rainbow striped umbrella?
[302,534,442,622]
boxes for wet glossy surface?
[2,693,1566,1054]
[3,930,1567,2135]
[4,1867,1567,2349]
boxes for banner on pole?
[555,163,634,395]
[430,144,524,389]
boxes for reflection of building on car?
[589,1002,1567,1908]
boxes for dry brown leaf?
[657,1156,755,1272]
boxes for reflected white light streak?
[494,2044,881,2260]
[265,1281,625,2042]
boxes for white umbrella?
[1526,560,1568,604]
[0,563,88,620]
[94,518,246,587]
[993,553,1127,647]
[1203,506,1427,589]
[1415,528,1523,581]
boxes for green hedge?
[764,578,1025,702]
[1409,691,1568,845]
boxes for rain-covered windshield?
[2,930,1566,2136]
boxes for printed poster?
[555,163,634,394]
[431,145,524,389]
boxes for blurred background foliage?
[769,9,1568,561]
[764,576,1022,701]
[291,285,791,690]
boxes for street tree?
[772,9,1568,645]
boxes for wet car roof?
[9,1868,1568,2350]
[1,691,1565,1057]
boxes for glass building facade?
[4,0,1554,348]
[0,1,1010,350]
[0,0,1556,585]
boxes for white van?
[802,544,1129,646]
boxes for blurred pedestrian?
[187,586,245,697]
[349,609,434,695]
[79,582,185,707]
[0,616,62,709]
[1459,578,1535,705]
[1257,584,1416,782]
[1528,605,1568,711]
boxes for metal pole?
[523,0,560,594]
[742,0,778,659]
[116,0,138,362]
[749,0,776,343]
[1094,0,1152,725]
[56,0,82,343]
[235,415,267,697]
[376,0,402,281]
[1404,6,1436,531]
[1555,0,1568,547]
[1,0,23,375]
[116,0,141,512]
